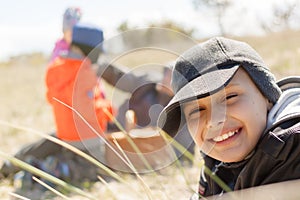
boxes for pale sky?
[0,0,293,62]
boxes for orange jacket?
[46,57,113,142]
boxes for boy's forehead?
[182,69,248,107]
[228,68,251,85]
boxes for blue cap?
[72,23,104,50]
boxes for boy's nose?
[206,106,226,129]
[206,117,225,130]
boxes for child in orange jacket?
[46,23,114,148]
[0,23,114,184]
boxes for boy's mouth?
[212,128,240,142]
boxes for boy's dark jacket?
[198,77,300,197]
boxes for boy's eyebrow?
[226,83,240,88]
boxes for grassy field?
[0,30,299,199]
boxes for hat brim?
[158,65,239,137]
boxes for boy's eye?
[225,94,238,101]
[225,93,238,101]
[188,107,205,117]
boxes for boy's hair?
[71,23,104,63]
[158,37,282,137]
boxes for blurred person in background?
[50,7,82,62]
[46,22,114,153]
[0,23,114,189]
[98,61,195,159]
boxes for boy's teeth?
[222,134,229,140]
[213,130,238,142]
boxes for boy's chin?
[200,142,249,163]
[211,154,246,163]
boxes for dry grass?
[0,54,54,156]
[0,29,300,199]
[0,50,199,200]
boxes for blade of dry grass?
[0,151,95,200]
[159,131,200,196]
[110,135,153,199]
[0,119,126,184]
[162,130,231,192]
[103,108,153,171]
[54,98,153,173]
[159,130,194,163]
[8,192,31,200]
[97,176,118,200]
[103,109,184,199]
[0,119,153,199]
[1,96,155,199]
[52,98,154,199]
[106,109,200,199]
[0,98,197,199]
[203,166,232,193]
[32,176,72,200]
[160,130,232,197]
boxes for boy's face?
[183,68,270,162]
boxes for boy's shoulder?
[259,120,300,156]
[234,120,300,189]
[277,76,300,91]
[266,76,300,133]
[259,76,300,159]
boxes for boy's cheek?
[188,128,215,154]
[190,124,206,142]
[188,128,201,146]
[188,128,204,146]
[186,118,202,133]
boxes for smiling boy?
[158,37,300,197]
[183,68,271,163]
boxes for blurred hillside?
[235,30,300,78]
[1,29,299,76]
[0,53,48,68]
